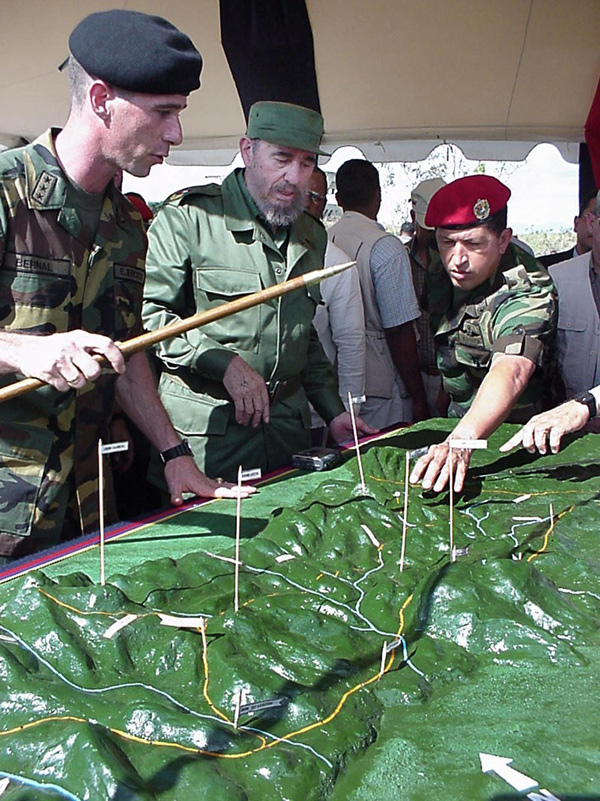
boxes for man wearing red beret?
[410,175,557,493]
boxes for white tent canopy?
[1,0,599,164]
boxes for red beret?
[425,175,511,228]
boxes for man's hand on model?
[328,412,378,444]
[500,400,590,455]
[410,440,472,493]
[164,456,257,505]
[12,330,125,392]
[223,355,271,427]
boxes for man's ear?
[89,80,114,121]
[499,227,513,254]
[239,136,253,167]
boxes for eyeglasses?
[305,190,326,203]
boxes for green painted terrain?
[1,422,599,800]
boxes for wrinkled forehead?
[436,224,497,243]
[257,139,317,163]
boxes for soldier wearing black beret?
[0,11,251,562]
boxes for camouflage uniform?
[0,129,147,557]
[426,242,557,421]
[142,168,344,483]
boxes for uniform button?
[274,266,283,275]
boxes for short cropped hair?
[67,56,94,109]
[336,160,380,209]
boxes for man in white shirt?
[305,168,366,440]
[329,160,428,429]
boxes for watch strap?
[160,438,193,463]
[573,391,597,419]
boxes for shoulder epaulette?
[165,183,223,206]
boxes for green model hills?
[0,422,599,800]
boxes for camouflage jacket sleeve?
[487,265,557,367]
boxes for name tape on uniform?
[448,439,487,450]
[241,468,262,481]
[100,441,130,454]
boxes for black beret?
[69,10,202,95]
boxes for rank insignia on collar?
[32,171,57,206]
[473,197,490,220]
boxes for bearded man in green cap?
[143,101,374,482]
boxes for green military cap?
[247,101,329,156]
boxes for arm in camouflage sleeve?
[0,189,125,392]
[410,353,535,493]
[142,203,237,380]
[411,281,555,493]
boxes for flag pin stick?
[234,466,242,613]
[549,502,554,529]
[200,616,207,655]
[379,642,387,677]
[400,451,409,572]
[98,439,106,586]
[97,438,129,586]
[447,439,486,563]
[448,446,455,563]
[348,391,367,493]
[233,690,242,729]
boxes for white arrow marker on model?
[480,753,539,793]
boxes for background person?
[305,167,366,443]
[329,159,429,429]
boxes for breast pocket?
[556,317,587,371]
[194,268,263,353]
[0,267,70,334]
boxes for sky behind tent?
[124,142,579,234]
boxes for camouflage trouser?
[0,475,81,560]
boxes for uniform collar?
[24,128,133,235]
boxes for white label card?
[241,468,262,481]
[100,441,130,454]
[448,439,487,450]
[103,614,138,639]
[158,614,206,629]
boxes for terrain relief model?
[0,422,599,800]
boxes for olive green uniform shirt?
[0,129,147,557]
[143,168,343,481]
[426,242,557,421]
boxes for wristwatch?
[160,438,193,463]
[572,391,597,419]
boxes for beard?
[245,168,306,228]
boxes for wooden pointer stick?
[0,261,356,404]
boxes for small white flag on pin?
[100,441,130,454]
[448,439,487,450]
[349,394,366,405]
[158,614,207,629]
[241,468,262,481]
[103,614,138,639]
